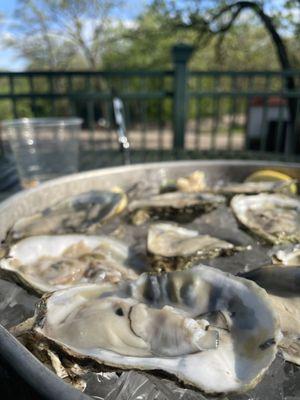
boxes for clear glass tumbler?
[2,117,82,188]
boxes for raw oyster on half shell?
[242,265,300,365]
[15,266,280,394]
[231,193,300,244]
[175,170,295,195]
[147,222,236,272]
[9,189,127,241]
[213,181,294,196]
[0,234,137,294]
[128,192,225,225]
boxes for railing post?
[172,44,194,149]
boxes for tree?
[102,3,299,71]
[6,0,123,70]
[149,0,299,136]
[152,1,296,68]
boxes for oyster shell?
[17,266,280,394]
[128,192,225,225]
[231,194,300,244]
[270,244,300,266]
[214,181,293,195]
[147,223,235,272]
[242,265,300,365]
[175,170,294,195]
[9,189,127,240]
[0,234,137,294]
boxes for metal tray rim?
[1,159,300,213]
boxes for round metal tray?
[0,159,299,400]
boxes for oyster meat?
[147,222,235,272]
[17,266,280,394]
[128,192,225,224]
[231,193,300,244]
[9,189,127,240]
[176,170,207,192]
[242,265,300,365]
[0,234,137,294]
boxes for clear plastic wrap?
[83,371,207,400]
[82,357,300,400]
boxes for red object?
[250,96,287,107]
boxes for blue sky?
[0,0,148,70]
[0,0,25,70]
[0,0,17,15]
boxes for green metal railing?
[0,45,299,158]
[188,69,300,155]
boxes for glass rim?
[1,117,83,128]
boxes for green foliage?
[0,0,299,124]
[3,0,299,71]
[101,0,300,70]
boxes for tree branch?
[211,4,243,34]
[211,2,293,72]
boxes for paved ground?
[0,117,246,166]
[79,126,245,152]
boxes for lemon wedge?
[245,170,297,194]
[111,186,128,213]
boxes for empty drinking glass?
[2,117,82,188]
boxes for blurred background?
[0,0,299,167]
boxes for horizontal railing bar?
[189,91,300,97]
[189,70,300,76]
[0,91,173,100]
[1,91,299,99]
[0,71,173,77]
[0,70,299,77]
